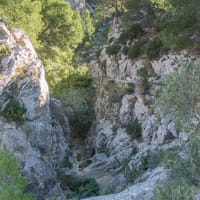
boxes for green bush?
[119,24,144,44]
[140,154,150,171]
[0,46,10,60]
[125,83,135,94]
[126,119,142,139]
[119,32,131,44]
[146,38,162,60]
[1,98,26,125]
[137,67,152,93]
[69,178,99,199]
[122,46,129,55]
[170,137,200,186]
[0,150,35,200]
[151,139,199,200]
[67,73,92,88]
[128,40,144,60]
[160,33,192,51]
[57,87,95,138]
[156,61,200,129]
[106,44,121,55]
[152,182,196,200]
[109,83,127,103]
[128,24,144,39]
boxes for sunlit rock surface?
[0,22,70,200]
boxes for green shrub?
[0,46,10,60]
[125,83,135,94]
[152,182,196,200]
[126,119,142,139]
[67,73,92,88]
[128,24,144,39]
[119,32,131,44]
[106,44,121,55]
[156,61,200,129]
[146,38,162,60]
[69,178,99,199]
[109,92,123,103]
[151,134,200,200]
[119,24,144,44]
[140,154,150,171]
[57,87,95,138]
[128,40,144,60]
[137,67,152,93]
[1,98,26,125]
[160,33,192,51]
[122,46,129,55]
[0,150,35,200]
[170,137,200,186]
[108,82,127,103]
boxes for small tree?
[0,150,35,200]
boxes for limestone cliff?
[69,19,199,199]
[0,22,70,200]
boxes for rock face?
[0,22,70,200]
[70,19,199,196]
[66,0,86,10]
[83,167,167,200]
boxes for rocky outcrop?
[83,167,167,200]
[67,0,86,10]
[0,22,70,200]
[70,19,199,196]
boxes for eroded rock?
[0,22,69,200]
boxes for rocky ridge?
[0,22,70,200]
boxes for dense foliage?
[152,61,200,199]
[156,61,200,129]
[69,178,99,199]
[0,150,35,200]
[0,0,94,92]
[105,0,200,62]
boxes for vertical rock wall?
[0,22,70,200]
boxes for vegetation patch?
[1,98,26,125]
[122,46,129,55]
[146,38,163,60]
[152,60,200,200]
[106,43,121,56]
[119,24,144,44]
[69,178,99,199]
[0,149,35,200]
[126,119,142,139]
[0,46,10,60]
[128,40,144,60]
[125,82,135,94]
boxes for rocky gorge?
[0,0,200,200]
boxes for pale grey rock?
[134,97,148,120]
[167,122,177,137]
[179,131,189,142]
[0,22,15,45]
[193,191,200,200]
[82,167,167,200]
[152,51,188,77]
[108,17,122,41]
[119,95,136,124]
[142,116,157,144]
[0,23,69,199]
[67,0,86,10]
